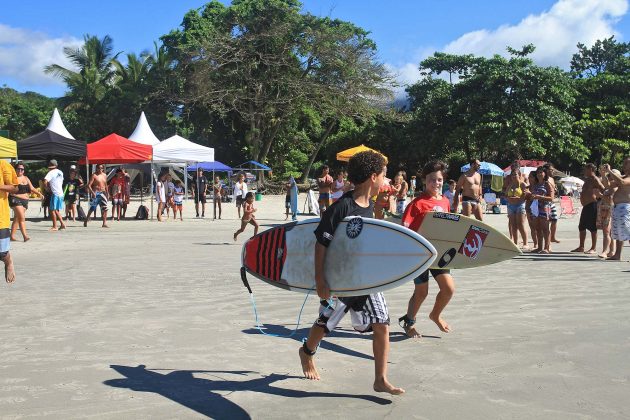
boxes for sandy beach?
[1,195,629,419]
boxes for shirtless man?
[84,164,109,228]
[317,165,334,213]
[601,158,630,260]
[571,163,605,254]
[453,159,483,221]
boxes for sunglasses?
[16,168,25,171]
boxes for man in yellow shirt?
[0,160,20,283]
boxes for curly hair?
[421,160,448,179]
[347,151,386,185]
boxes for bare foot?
[571,247,584,252]
[59,225,66,230]
[429,313,451,332]
[598,252,608,258]
[49,227,58,231]
[23,236,30,242]
[10,236,17,242]
[3,253,15,283]
[102,225,109,228]
[402,324,421,339]
[299,347,320,380]
[584,249,596,255]
[551,239,561,243]
[374,378,405,395]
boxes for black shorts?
[236,196,245,207]
[194,195,207,204]
[9,196,28,209]
[414,268,451,285]
[65,195,77,204]
[579,201,598,232]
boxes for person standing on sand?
[63,165,83,222]
[44,160,66,231]
[317,165,334,213]
[0,160,23,284]
[596,168,618,258]
[233,173,247,219]
[453,159,483,221]
[601,158,630,261]
[571,163,605,254]
[192,168,208,218]
[299,151,404,396]
[543,164,561,245]
[10,162,43,242]
[84,164,109,228]
[213,176,223,220]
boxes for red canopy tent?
[84,133,153,164]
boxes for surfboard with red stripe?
[241,217,436,296]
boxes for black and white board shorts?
[315,292,389,333]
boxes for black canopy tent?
[17,129,86,160]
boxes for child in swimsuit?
[234,192,259,240]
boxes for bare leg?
[300,325,326,380]
[517,213,528,247]
[195,201,200,217]
[10,213,19,241]
[550,221,560,243]
[508,214,517,244]
[84,208,94,227]
[540,219,550,253]
[16,207,29,241]
[461,203,472,217]
[429,273,455,332]
[607,240,624,260]
[102,210,109,228]
[50,210,58,231]
[572,230,586,252]
[403,282,428,338]
[372,324,405,395]
[600,227,611,258]
[251,219,259,237]
[2,252,16,284]
[473,204,483,221]
[585,231,597,254]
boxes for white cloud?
[387,0,628,97]
[445,0,627,67]
[0,24,82,87]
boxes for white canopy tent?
[128,112,160,146]
[153,134,215,217]
[46,108,76,139]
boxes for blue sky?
[1,0,628,98]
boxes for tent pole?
[185,162,189,203]
[150,160,154,220]
[213,169,216,220]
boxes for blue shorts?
[50,194,64,211]
[507,202,526,215]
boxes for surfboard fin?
[240,267,253,294]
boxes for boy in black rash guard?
[298,151,405,395]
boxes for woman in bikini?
[10,162,43,242]
[596,168,618,258]
[525,171,538,251]
[504,169,528,248]
[530,167,555,254]
[213,176,223,219]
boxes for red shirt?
[402,193,450,232]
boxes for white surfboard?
[387,211,521,269]
[241,217,436,296]
[305,190,320,216]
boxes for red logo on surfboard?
[458,225,489,259]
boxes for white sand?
[0,195,628,419]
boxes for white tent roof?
[46,108,75,139]
[152,135,214,163]
[128,112,160,146]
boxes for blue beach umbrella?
[460,161,504,176]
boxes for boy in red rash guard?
[399,160,456,338]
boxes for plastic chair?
[559,196,578,218]
[483,193,498,213]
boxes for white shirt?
[234,181,248,199]
[44,168,64,196]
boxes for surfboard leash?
[241,267,312,338]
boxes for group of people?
[298,153,630,396]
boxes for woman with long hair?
[530,167,555,253]
[10,162,43,242]
[525,171,538,251]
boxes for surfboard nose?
[243,236,261,272]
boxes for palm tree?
[45,34,120,110]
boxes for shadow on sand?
[104,364,391,419]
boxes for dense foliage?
[2,1,629,179]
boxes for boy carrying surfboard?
[299,150,405,395]
[399,160,457,337]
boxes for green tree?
[0,87,56,139]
